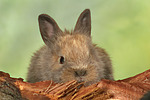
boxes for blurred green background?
[0,0,150,81]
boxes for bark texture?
[0,69,150,100]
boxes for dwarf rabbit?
[26,9,113,86]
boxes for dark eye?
[60,56,65,64]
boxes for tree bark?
[0,69,150,100]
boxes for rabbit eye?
[60,56,65,64]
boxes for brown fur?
[26,9,113,86]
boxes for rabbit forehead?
[58,34,91,61]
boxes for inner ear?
[42,20,54,37]
[38,14,62,45]
[74,9,91,36]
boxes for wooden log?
[0,69,150,100]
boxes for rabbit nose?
[74,70,87,77]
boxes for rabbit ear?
[74,9,91,36]
[38,14,62,45]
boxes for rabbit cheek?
[60,68,76,83]
[83,66,100,86]
[50,56,64,71]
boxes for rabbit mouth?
[76,77,84,83]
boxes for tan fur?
[58,32,90,64]
[27,9,113,86]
